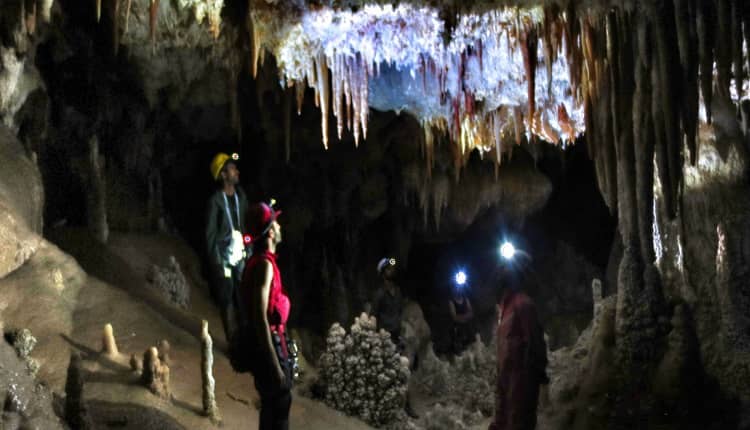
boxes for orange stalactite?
[520,25,538,126]
[557,104,575,142]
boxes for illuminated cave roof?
[251,3,584,162]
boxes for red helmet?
[247,202,282,239]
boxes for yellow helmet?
[210,153,232,181]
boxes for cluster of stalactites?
[287,54,371,150]
[580,0,749,225]
[18,0,54,36]
[94,0,224,55]
[249,4,584,165]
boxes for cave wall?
[655,99,750,405]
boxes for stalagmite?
[142,346,170,398]
[102,323,118,356]
[201,320,220,423]
[130,353,142,374]
[158,339,170,365]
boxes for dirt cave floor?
[1,227,386,429]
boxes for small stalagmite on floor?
[201,320,220,423]
[102,323,119,356]
[142,346,171,399]
[158,339,171,365]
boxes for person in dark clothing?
[448,287,475,354]
[241,202,292,430]
[372,257,404,343]
[205,152,249,341]
[489,265,548,430]
[369,257,419,419]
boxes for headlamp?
[500,241,516,260]
[454,270,467,286]
[231,152,239,160]
[389,258,396,266]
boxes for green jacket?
[205,188,249,268]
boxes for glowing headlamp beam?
[454,270,467,286]
[500,242,516,260]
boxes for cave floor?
[6,227,375,429]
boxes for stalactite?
[606,12,621,156]
[112,0,120,55]
[332,54,343,140]
[124,0,131,34]
[512,107,523,147]
[652,62,673,219]
[730,0,744,100]
[493,109,502,164]
[674,0,699,165]
[564,2,582,101]
[284,87,291,163]
[716,0,732,99]
[250,16,261,78]
[23,0,37,35]
[744,4,750,85]
[97,0,102,22]
[653,1,681,219]
[149,0,159,54]
[634,18,656,265]
[696,0,715,123]
[316,53,330,149]
[520,25,539,123]
[543,8,555,97]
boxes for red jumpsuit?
[489,290,547,430]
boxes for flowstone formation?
[318,313,410,427]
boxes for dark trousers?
[210,264,243,341]
[253,361,293,430]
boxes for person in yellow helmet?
[205,152,249,342]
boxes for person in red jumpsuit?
[489,266,549,430]
[242,202,293,430]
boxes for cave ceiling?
[13,0,750,194]
[93,0,746,172]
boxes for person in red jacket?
[489,265,548,430]
[242,201,292,430]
